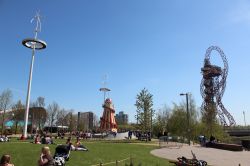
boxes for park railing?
[91,155,134,166]
[159,136,184,148]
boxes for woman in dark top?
[38,146,54,166]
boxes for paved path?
[151,145,250,166]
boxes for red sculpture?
[100,98,117,132]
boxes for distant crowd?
[128,130,152,141]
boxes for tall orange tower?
[100,98,117,132]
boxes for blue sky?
[0,0,250,124]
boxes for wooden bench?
[206,142,243,151]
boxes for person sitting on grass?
[45,136,54,144]
[66,137,76,151]
[20,134,25,140]
[66,137,71,145]
[38,146,54,166]
[75,137,81,147]
[0,154,14,166]
[34,135,41,144]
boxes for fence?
[159,136,183,149]
[91,156,133,166]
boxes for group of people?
[0,135,9,142]
[135,131,152,141]
[1,134,89,166]
[73,131,92,139]
[199,135,219,147]
[0,146,54,166]
[34,135,54,144]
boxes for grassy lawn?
[0,139,173,166]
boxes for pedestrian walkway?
[151,144,250,166]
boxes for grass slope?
[0,140,172,166]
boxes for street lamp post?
[22,12,46,138]
[243,111,246,126]
[180,93,190,145]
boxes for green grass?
[0,139,173,166]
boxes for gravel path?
[151,145,250,166]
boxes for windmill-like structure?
[99,75,117,133]
[22,12,47,138]
[200,46,235,126]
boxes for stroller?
[53,145,70,166]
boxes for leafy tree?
[201,102,218,136]
[194,121,231,143]
[153,105,170,137]
[135,88,154,132]
[168,103,187,137]
[199,102,231,142]
[168,94,199,141]
[0,89,13,135]
[181,94,199,140]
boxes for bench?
[206,142,243,151]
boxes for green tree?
[201,102,218,136]
[135,88,154,132]
[168,103,187,137]
[168,94,199,141]
[182,94,199,140]
[153,105,170,137]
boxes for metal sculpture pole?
[22,12,47,138]
[99,75,110,104]
[200,46,235,126]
